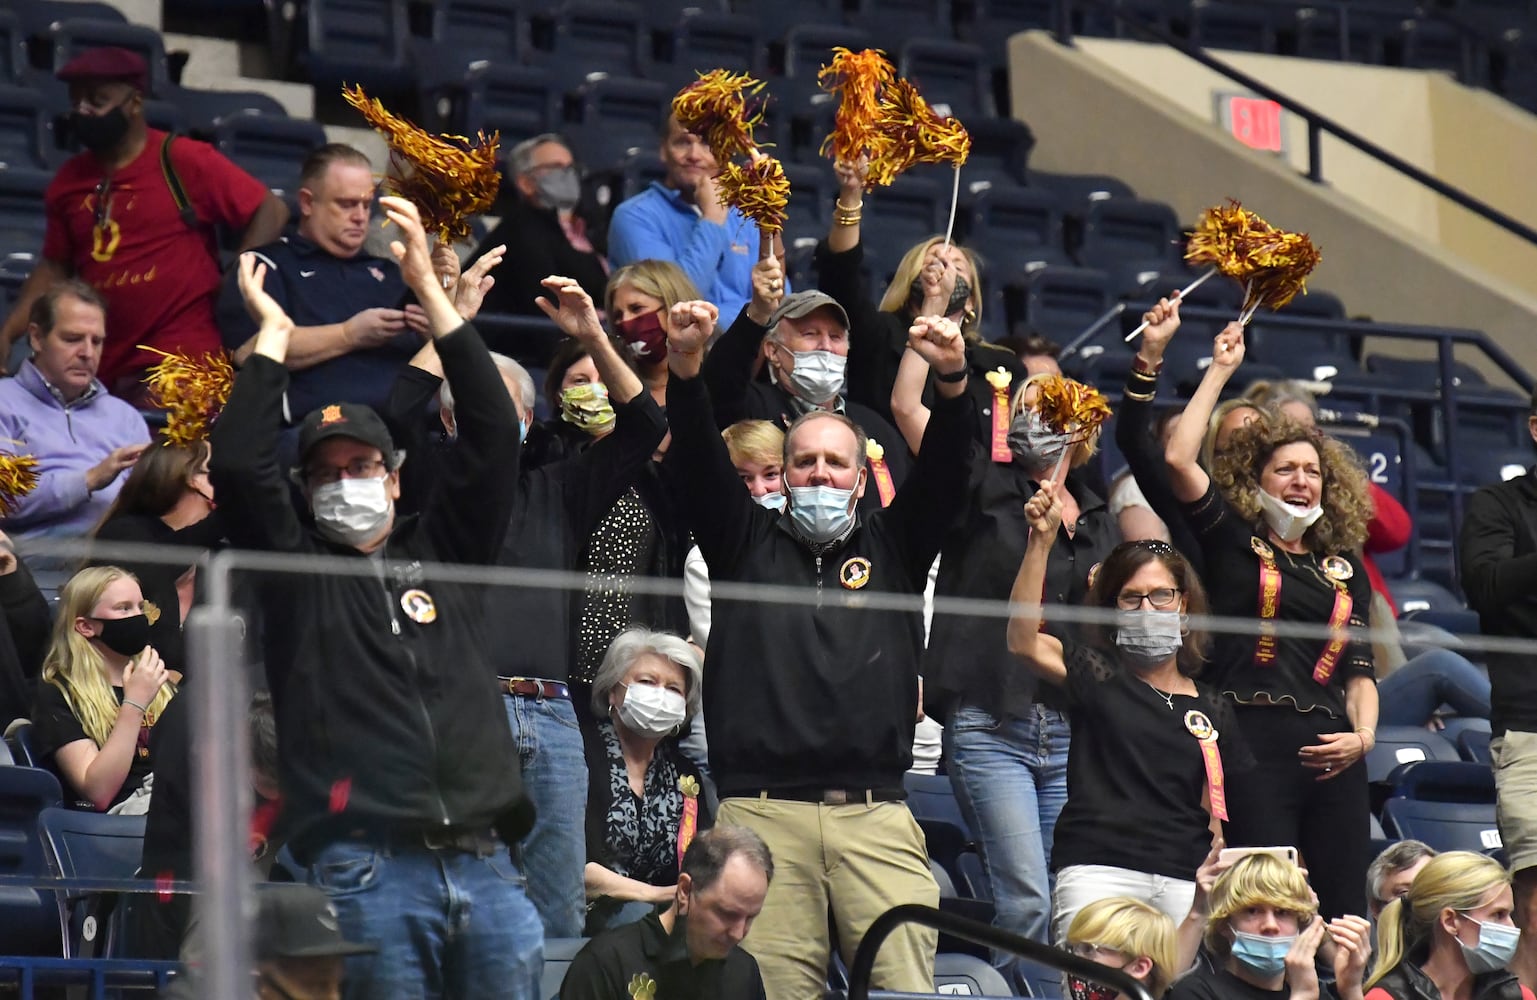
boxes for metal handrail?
[1049,0,1537,248]
[847,904,1157,1000]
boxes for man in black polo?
[664,300,972,1000]
[216,143,429,417]
[560,825,772,1000]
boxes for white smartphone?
[1219,846,1300,866]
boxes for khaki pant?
[1494,730,1537,872]
[716,796,939,1000]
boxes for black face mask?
[909,273,972,319]
[71,104,131,154]
[89,614,150,657]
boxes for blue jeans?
[1378,648,1491,726]
[504,693,588,939]
[945,703,1070,975]
[307,838,543,1000]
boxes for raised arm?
[208,253,307,553]
[54,648,170,810]
[536,275,660,406]
[1164,322,1246,504]
[1005,483,1068,684]
[699,263,774,429]
[890,343,932,455]
[826,156,867,255]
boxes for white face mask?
[311,475,393,547]
[1257,489,1323,543]
[616,682,687,737]
[780,349,847,405]
[754,491,786,512]
[788,483,857,543]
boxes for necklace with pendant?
[1142,681,1176,711]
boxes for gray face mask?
[533,166,581,212]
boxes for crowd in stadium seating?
[1,39,1534,1000]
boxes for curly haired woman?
[1163,319,1378,921]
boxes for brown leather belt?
[498,676,570,700]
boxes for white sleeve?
[1107,472,1150,519]
[684,545,712,647]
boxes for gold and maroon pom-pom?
[342,84,501,243]
[864,79,971,187]
[1033,375,1113,438]
[139,347,235,447]
[818,47,895,168]
[672,69,766,164]
[1185,199,1322,318]
[0,451,39,516]
[716,156,791,235]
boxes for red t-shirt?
[43,128,269,386]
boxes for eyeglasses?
[1116,588,1182,610]
[306,458,385,485]
[1067,943,1126,961]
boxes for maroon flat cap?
[56,47,148,92]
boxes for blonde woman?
[1366,852,1531,1000]
[34,565,174,812]
[1171,854,1371,1000]
[1064,897,1179,1000]
[816,155,1026,448]
[604,259,706,408]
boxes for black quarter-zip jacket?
[210,322,528,855]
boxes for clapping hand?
[1327,915,1372,999]
[1284,920,1326,1000]
[534,276,605,343]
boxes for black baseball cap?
[256,884,376,960]
[296,402,397,466]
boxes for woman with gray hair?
[582,627,712,934]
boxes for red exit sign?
[1218,93,1286,154]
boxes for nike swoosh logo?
[300,269,316,277]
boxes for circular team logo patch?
[1184,709,1216,742]
[1321,555,1354,581]
[840,557,872,590]
[400,588,437,624]
[1250,536,1274,560]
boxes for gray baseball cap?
[766,290,850,331]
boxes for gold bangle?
[834,215,862,227]
[835,199,864,213]
[1123,387,1155,402]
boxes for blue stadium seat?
[1076,197,1182,270]
[0,767,64,956]
[1019,265,1113,341]
[1186,1,1281,53]
[904,772,974,888]
[141,96,187,136]
[447,62,561,145]
[737,0,843,45]
[427,0,528,62]
[863,175,947,264]
[930,858,958,899]
[933,953,1015,996]
[1283,288,1346,320]
[568,75,669,169]
[1245,318,1360,380]
[1027,169,1135,204]
[1365,726,1461,783]
[1457,728,1493,765]
[1293,6,1389,63]
[541,937,587,1000]
[6,723,41,769]
[213,111,327,196]
[955,849,992,902]
[530,2,650,92]
[1386,759,1495,801]
[166,84,286,135]
[1401,18,1477,79]
[297,0,411,96]
[1381,762,1500,854]
[967,186,1070,271]
[0,11,30,87]
[665,11,765,87]
[897,39,995,118]
[613,147,667,201]
[781,24,875,111]
[849,0,955,43]
[0,86,60,170]
[782,161,835,247]
[36,807,146,958]
[644,0,729,25]
[18,1,128,35]
[0,168,50,263]
[963,0,1056,66]
[959,116,1034,191]
[48,19,171,98]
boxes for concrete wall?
[1009,30,1537,376]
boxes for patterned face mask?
[559,382,616,436]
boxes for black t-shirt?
[926,460,1120,720]
[1170,966,1291,1000]
[1052,645,1254,879]
[1181,483,1374,717]
[561,910,766,1000]
[32,681,158,807]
